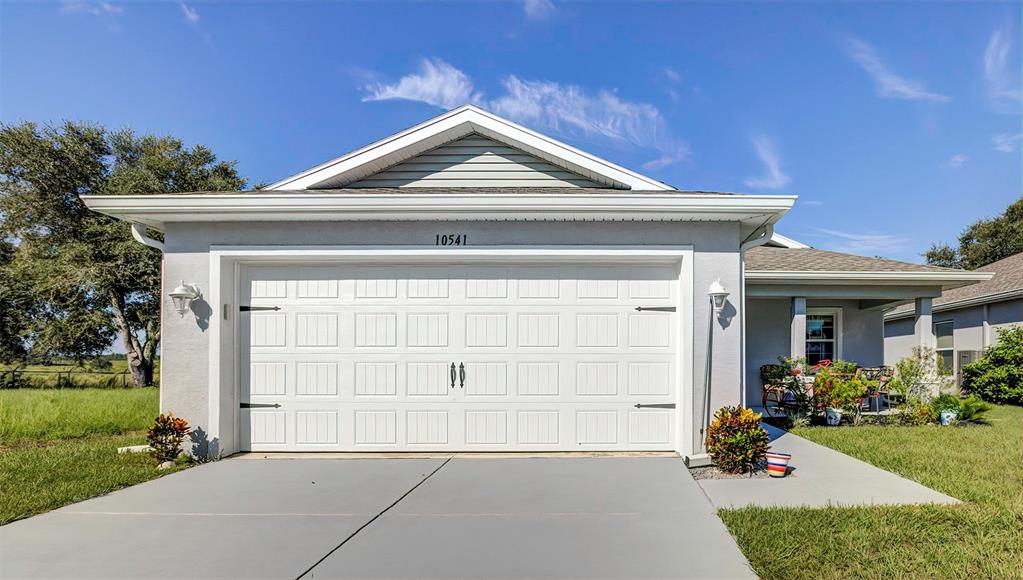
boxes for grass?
[719,405,1023,579]
[0,388,181,526]
[0,388,159,446]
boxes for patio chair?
[760,364,789,417]
[857,366,894,412]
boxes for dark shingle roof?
[887,251,1023,316]
[163,188,734,196]
[745,247,958,273]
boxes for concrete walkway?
[697,424,960,509]
[0,456,754,579]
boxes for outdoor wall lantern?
[168,281,201,316]
[707,280,729,312]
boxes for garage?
[239,261,681,451]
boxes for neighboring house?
[82,106,989,461]
[885,251,1023,382]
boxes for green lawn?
[0,388,183,526]
[719,405,1023,579]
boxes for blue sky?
[2,0,1020,262]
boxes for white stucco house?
[82,106,990,461]
[885,251,1023,383]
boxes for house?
[82,105,990,461]
[885,251,1023,381]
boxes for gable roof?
[885,251,1023,319]
[265,105,676,191]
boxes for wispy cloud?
[523,0,556,20]
[993,132,1023,153]
[800,200,824,207]
[845,37,950,102]
[364,58,481,110]
[945,154,968,169]
[59,0,122,16]
[743,136,790,190]
[663,67,682,83]
[984,28,1022,112]
[490,76,690,168]
[809,227,914,256]
[363,58,690,168]
[179,1,199,24]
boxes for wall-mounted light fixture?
[168,281,200,316]
[707,280,729,312]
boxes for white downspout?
[738,224,774,409]
[129,223,164,412]
[131,223,165,252]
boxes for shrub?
[962,325,1023,405]
[889,346,955,402]
[705,406,770,475]
[147,413,190,463]
[957,395,993,423]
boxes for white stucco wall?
[744,298,885,406]
[160,219,744,456]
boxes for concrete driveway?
[0,457,754,579]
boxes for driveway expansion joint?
[295,455,454,579]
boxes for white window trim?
[806,308,843,362]
[934,320,954,364]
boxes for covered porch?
[741,246,990,409]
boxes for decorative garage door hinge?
[633,403,676,409]
[239,305,281,312]
[634,306,676,312]
[240,402,281,408]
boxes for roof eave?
[81,192,796,231]
[884,287,1023,320]
[745,270,994,288]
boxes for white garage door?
[239,263,680,451]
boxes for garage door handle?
[634,403,676,409]
[458,363,465,388]
[450,363,457,389]
[635,306,676,312]
[241,402,281,408]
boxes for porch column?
[790,297,807,359]
[914,297,935,349]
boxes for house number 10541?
[435,234,468,246]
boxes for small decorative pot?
[765,452,791,478]
[825,408,843,426]
[939,410,958,426]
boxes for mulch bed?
[689,464,772,480]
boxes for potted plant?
[931,394,960,425]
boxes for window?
[935,321,954,373]
[806,309,842,366]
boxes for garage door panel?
[240,262,680,452]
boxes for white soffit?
[265,105,676,191]
[80,192,797,231]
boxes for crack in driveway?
[296,455,453,579]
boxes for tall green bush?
[962,326,1023,405]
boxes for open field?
[720,405,1023,579]
[0,360,160,388]
[0,387,181,526]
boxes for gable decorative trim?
[265,105,675,191]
